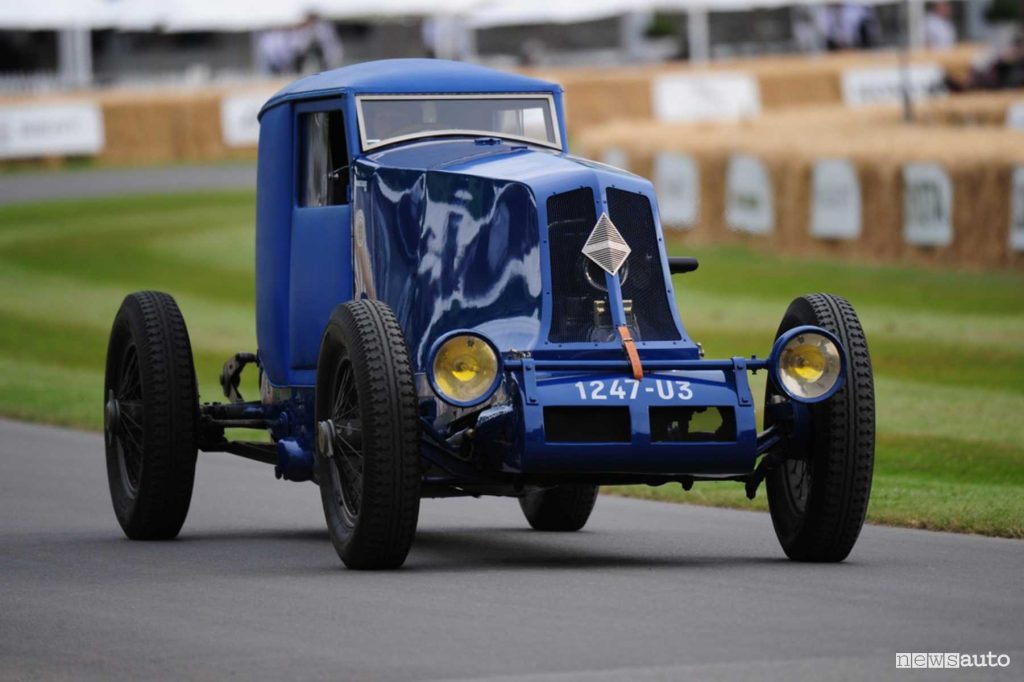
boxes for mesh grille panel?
[547,188,600,343]
[607,188,681,341]
[546,187,680,343]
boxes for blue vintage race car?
[103,60,875,569]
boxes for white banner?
[1011,166,1024,252]
[601,147,630,172]
[903,163,953,247]
[653,152,699,229]
[811,158,861,240]
[220,90,276,147]
[0,103,104,159]
[1007,102,1024,131]
[652,72,761,123]
[726,155,773,235]
[842,65,946,107]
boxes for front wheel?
[104,291,199,540]
[519,485,599,532]
[315,300,421,570]
[766,294,875,562]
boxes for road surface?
[1,418,1020,681]
[0,163,255,205]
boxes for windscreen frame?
[355,93,562,152]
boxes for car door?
[289,98,354,374]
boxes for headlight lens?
[431,333,500,406]
[776,331,842,402]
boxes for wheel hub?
[317,419,335,458]
[105,391,121,434]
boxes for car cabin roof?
[259,59,562,119]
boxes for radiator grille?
[547,188,604,343]
[606,188,681,341]
[547,187,680,343]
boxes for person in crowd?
[825,2,882,50]
[257,13,344,76]
[945,4,1023,90]
[257,28,295,75]
[792,4,830,52]
[924,2,958,49]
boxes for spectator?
[295,13,344,73]
[792,5,829,53]
[924,2,957,50]
[257,14,344,76]
[825,2,881,50]
[257,28,295,75]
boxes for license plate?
[573,378,693,402]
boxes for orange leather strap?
[617,325,643,380]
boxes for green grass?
[0,193,1021,538]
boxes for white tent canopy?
[0,0,492,31]
[1,0,928,86]
[0,0,920,31]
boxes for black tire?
[519,485,599,532]
[104,291,199,540]
[766,294,875,562]
[314,300,421,570]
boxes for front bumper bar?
[494,356,769,477]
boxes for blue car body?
[250,59,814,488]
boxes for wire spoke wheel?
[315,300,421,570]
[326,353,364,523]
[104,291,199,540]
[782,459,810,514]
[107,343,144,494]
[765,294,875,563]
[765,385,812,517]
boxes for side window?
[300,110,349,207]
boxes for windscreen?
[358,96,559,150]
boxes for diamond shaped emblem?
[582,212,631,275]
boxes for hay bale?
[919,90,1024,128]
[575,108,1023,270]
[544,45,983,137]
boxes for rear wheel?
[315,300,421,570]
[519,485,599,532]
[766,294,875,562]
[104,291,199,540]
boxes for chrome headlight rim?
[427,330,503,408]
[768,325,846,404]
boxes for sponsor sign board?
[220,90,276,147]
[652,72,761,123]
[842,65,946,107]
[654,152,699,229]
[726,155,773,235]
[0,103,104,159]
[601,147,630,172]
[1011,166,1024,252]
[1007,101,1024,130]
[903,163,953,247]
[810,158,861,240]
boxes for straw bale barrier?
[0,82,283,168]
[529,45,981,136]
[918,90,1024,128]
[0,47,984,166]
[576,110,1024,270]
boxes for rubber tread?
[316,300,421,569]
[104,291,198,540]
[519,484,599,532]
[766,293,875,562]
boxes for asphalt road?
[1,418,1021,681]
[0,163,255,205]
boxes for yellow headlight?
[778,332,841,401]
[432,334,499,406]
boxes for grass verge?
[0,193,1020,537]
